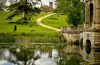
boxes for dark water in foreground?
[0,44,100,65]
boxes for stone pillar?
[94,0,100,30]
[84,1,89,30]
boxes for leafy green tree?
[10,49,34,65]
[0,2,3,10]
[0,0,7,10]
[56,0,67,13]
[56,0,84,26]
[67,0,84,26]
[7,0,41,23]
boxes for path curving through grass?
[36,13,61,32]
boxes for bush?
[0,32,61,43]
[0,33,16,43]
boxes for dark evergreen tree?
[7,0,41,23]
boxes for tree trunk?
[24,0,28,22]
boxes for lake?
[0,44,100,65]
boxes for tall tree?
[7,0,41,23]
[0,2,3,10]
[57,0,85,26]
[0,0,7,10]
[9,49,34,65]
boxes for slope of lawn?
[0,11,52,33]
[42,13,71,29]
[0,11,63,43]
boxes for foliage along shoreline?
[0,32,67,44]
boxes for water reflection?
[0,49,16,65]
[0,48,59,65]
[85,47,91,54]
[34,49,58,65]
[59,45,82,65]
[79,43,100,65]
[0,44,100,65]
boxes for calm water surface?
[0,44,100,65]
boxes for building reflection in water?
[60,45,82,65]
[80,45,100,65]
[0,44,100,65]
[62,44,100,65]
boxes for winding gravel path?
[36,13,61,32]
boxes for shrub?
[0,33,16,43]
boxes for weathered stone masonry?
[61,0,100,48]
[82,0,100,48]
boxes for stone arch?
[89,3,93,23]
[86,39,91,47]
[80,38,83,50]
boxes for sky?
[5,0,10,6]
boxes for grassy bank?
[0,11,51,33]
[42,13,71,29]
[0,32,61,43]
[0,11,65,43]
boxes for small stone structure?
[81,0,100,64]
[61,0,100,48]
[81,0,100,48]
[61,0,100,64]
[61,26,83,43]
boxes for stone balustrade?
[60,26,83,43]
[61,26,83,33]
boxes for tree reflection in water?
[0,48,58,65]
[10,49,35,65]
[1,44,99,65]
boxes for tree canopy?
[56,0,85,26]
[7,0,41,24]
[0,0,7,10]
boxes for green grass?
[0,33,16,43]
[0,32,61,43]
[0,11,64,43]
[0,11,52,33]
[42,13,71,29]
[21,32,60,43]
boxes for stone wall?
[82,0,100,48]
[82,32,94,47]
[61,26,83,43]
[61,26,83,33]
[60,0,100,48]
[79,47,100,65]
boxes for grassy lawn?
[42,13,71,29]
[0,11,64,43]
[0,11,52,33]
